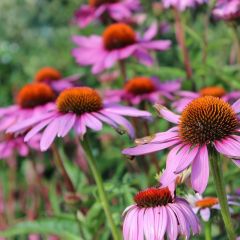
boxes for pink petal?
[82,113,102,131]
[214,136,240,158]
[160,144,185,186]
[154,105,180,124]
[103,111,135,138]
[104,105,151,117]
[232,159,240,167]
[200,208,210,222]
[139,40,171,50]
[122,139,179,156]
[7,112,56,133]
[133,48,154,66]
[152,131,179,143]
[177,199,201,234]
[169,204,190,238]
[136,208,144,240]
[92,112,118,128]
[191,145,209,193]
[75,116,87,137]
[143,208,155,239]
[40,118,60,151]
[166,206,178,240]
[231,98,240,113]
[24,117,55,142]
[57,114,76,137]
[155,207,167,239]
[123,206,138,240]
[175,145,199,173]
[142,22,158,41]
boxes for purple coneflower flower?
[212,0,240,21]
[0,83,55,132]
[8,87,151,151]
[105,77,181,105]
[73,0,141,28]
[173,86,240,112]
[72,22,171,74]
[186,193,240,222]
[0,134,40,159]
[123,186,201,239]
[123,96,240,193]
[162,0,208,11]
[34,67,81,93]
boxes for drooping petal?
[152,131,179,144]
[232,159,240,167]
[24,117,55,142]
[57,113,76,137]
[214,136,240,158]
[136,208,144,240]
[160,144,185,186]
[128,207,140,240]
[103,105,151,117]
[122,139,179,156]
[133,48,154,66]
[175,145,199,173]
[154,104,180,124]
[40,118,60,151]
[200,208,210,222]
[104,51,120,68]
[191,145,209,193]
[139,40,171,50]
[142,22,158,41]
[92,112,118,128]
[82,113,103,131]
[101,111,135,138]
[231,98,240,113]
[166,206,178,240]
[18,143,29,157]
[74,116,87,137]
[157,78,182,92]
[123,206,138,240]
[143,208,155,240]
[170,204,190,239]
[177,199,201,234]
[155,207,167,240]
[7,112,56,133]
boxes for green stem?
[209,151,236,240]
[173,8,195,90]
[119,60,127,83]
[231,23,240,64]
[51,144,75,193]
[81,136,120,240]
[204,221,212,240]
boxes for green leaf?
[0,217,82,240]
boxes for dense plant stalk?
[173,7,194,88]
[81,136,120,240]
[204,221,212,240]
[209,151,236,240]
[51,144,75,193]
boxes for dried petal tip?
[154,103,165,113]
[135,135,155,145]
